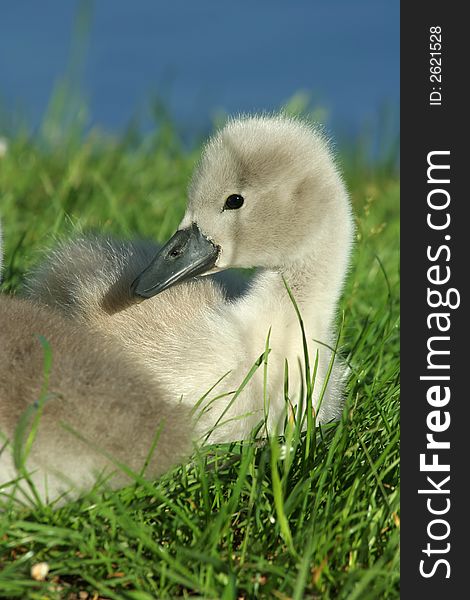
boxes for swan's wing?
[0,296,192,505]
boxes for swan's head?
[132,115,350,298]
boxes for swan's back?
[24,237,246,423]
[26,235,249,319]
[26,236,160,318]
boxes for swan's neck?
[246,261,337,349]
[242,205,352,350]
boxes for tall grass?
[0,105,399,598]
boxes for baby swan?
[0,232,190,504]
[29,115,354,443]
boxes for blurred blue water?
[0,0,399,142]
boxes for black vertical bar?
[401,3,467,597]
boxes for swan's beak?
[131,223,220,298]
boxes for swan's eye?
[224,194,244,210]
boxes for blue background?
[0,0,399,141]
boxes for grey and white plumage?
[1,114,354,503]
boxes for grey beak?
[131,223,220,299]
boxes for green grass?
[0,112,399,599]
